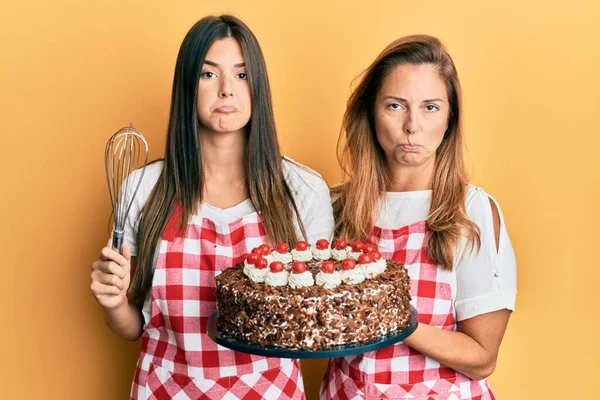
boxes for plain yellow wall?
[2,0,599,398]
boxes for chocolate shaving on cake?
[216,258,411,350]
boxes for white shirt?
[376,185,517,321]
[111,157,334,327]
[117,156,334,256]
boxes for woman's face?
[374,63,449,168]
[197,37,252,133]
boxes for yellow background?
[2,0,599,398]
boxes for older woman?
[323,35,516,399]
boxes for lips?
[215,106,238,113]
[400,144,420,151]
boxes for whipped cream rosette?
[287,261,314,288]
[340,258,366,284]
[315,261,342,289]
[264,261,289,287]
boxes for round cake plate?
[206,305,418,359]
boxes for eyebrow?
[383,96,445,103]
[203,60,246,68]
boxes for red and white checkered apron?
[131,204,305,400]
[320,221,494,400]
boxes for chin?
[219,118,250,132]
[206,121,248,133]
[395,154,421,166]
[216,125,245,133]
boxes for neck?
[199,127,247,183]
[386,156,436,192]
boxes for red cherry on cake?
[246,253,259,264]
[316,239,330,250]
[371,251,382,261]
[358,253,372,265]
[276,243,289,253]
[363,243,376,254]
[321,261,336,274]
[341,258,357,270]
[251,247,264,256]
[255,257,268,269]
[292,261,307,274]
[351,241,363,252]
[269,261,284,273]
[259,244,271,255]
[334,239,348,250]
[296,241,308,251]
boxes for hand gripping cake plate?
[215,239,413,351]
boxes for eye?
[386,103,401,110]
[200,71,217,79]
[425,104,440,112]
[237,72,248,80]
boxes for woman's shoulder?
[126,160,164,205]
[464,183,504,228]
[282,156,329,195]
[465,184,500,209]
[132,159,163,189]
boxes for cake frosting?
[271,251,293,264]
[291,248,312,261]
[340,267,366,285]
[312,248,332,261]
[288,271,315,288]
[331,248,348,261]
[315,270,342,289]
[244,265,268,283]
[265,270,289,286]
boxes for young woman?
[322,35,516,399]
[90,15,333,399]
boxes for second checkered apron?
[131,204,305,399]
[320,221,494,400]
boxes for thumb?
[121,244,132,270]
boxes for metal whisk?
[105,124,149,252]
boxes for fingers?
[90,280,121,296]
[99,247,128,266]
[91,259,127,278]
[121,245,132,273]
[90,247,130,304]
[91,270,125,290]
[121,244,132,263]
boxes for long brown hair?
[333,34,480,271]
[129,15,306,305]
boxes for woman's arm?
[403,310,511,380]
[404,196,511,381]
[91,247,144,341]
[103,295,144,341]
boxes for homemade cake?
[215,239,412,350]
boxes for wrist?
[103,295,130,314]
[403,322,428,348]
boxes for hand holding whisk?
[105,124,149,253]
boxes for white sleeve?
[283,157,335,245]
[106,161,163,256]
[106,162,162,329]
[454,186,517,321]
[141,294,153,330]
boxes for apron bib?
[321,221,494,400]
[131,205,305,399]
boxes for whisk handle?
[112,230,124,254]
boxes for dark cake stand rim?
[206,305,418,359]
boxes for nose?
[219,76,233,98]
[403,109,419,134]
